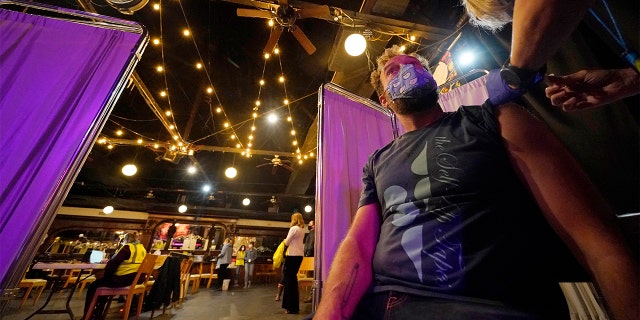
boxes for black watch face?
[500,68,522,87]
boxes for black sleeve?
[104,245,131,278]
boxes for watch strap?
[500,61,546,89]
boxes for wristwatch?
[499,61,546,89]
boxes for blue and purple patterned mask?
[385,63,437,100]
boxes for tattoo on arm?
[340,263,360,319]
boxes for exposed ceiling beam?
[102,138,302,158]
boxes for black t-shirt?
[359,103,586,317]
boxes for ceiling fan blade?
[289,25,316,54]
[271,166,277,175]
[281,164,294,172]
[277,0,288,6]
[297,4,330,19]
[256,163,270,168]
[264,26,283,54]
[237,8,272,19]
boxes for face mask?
[385,63,437,100]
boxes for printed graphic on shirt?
[383,136,464,288]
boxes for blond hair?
[290,212,305,228]
[461,0,513,32]
[370,45,431,97]
[123,232,139,244]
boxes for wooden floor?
[1,282,314,320]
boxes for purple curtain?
[0,7,144,289]
[316,84,395,306]
[438,76,488,112]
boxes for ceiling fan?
[236,0,331,55]
[256,155,294,175]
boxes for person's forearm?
[497,103,639,320]
[315,205,380,319]
[510,0,593,70]
[315,236,373,319]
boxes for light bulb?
[225,167,237,179]
[242,198,251,206]
[103,206,114,214]
[122,164,137,176]
[345,33,367,56]
[178,205,188,213]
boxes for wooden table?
[26,262,105,320]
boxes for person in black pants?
[281,213,305,314]
[215,238,233,289]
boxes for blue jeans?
[351,291,564,320]
[244,263,254,285]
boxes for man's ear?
[378,94,389,108]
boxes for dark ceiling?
[24,0,467,220]
[11,0,638,224]
[28,0,470,220]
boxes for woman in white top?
[281,212,305,314]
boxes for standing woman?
[234,245,246,286]
[282,212,305,314]
[244,242,258,288]
[216,238,233,289]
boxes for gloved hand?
[486,68,528,107]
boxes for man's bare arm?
[314,203,381,320]
[510,0,593,71]
[496,103,639,320]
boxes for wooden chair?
[83,254,158,320]
[59,269,96,297]
[178,257,193,303]
[75,274,96,296]
[199,262,217,289]
[297,257,314,294]
[18,268,47,308]
[188,262,202,293]
[255,264,280,284]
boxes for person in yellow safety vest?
[82,232,147,319]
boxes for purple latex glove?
[486,68,528,107]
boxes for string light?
[97,0,321,166]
